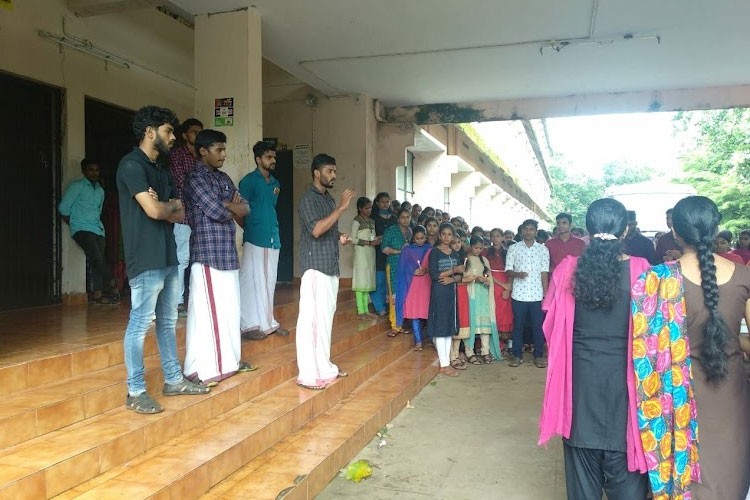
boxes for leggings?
[355,291,369,314]
[434,337,451,367]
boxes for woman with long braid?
[632,196,750,499]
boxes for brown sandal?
[450,359,467,371]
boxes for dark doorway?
[275,149,294,282]
[0,72,62,310]
[84,98,135,290]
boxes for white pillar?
[194,8,263,185]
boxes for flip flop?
[297,382,326,390]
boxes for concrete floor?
[317,353,568,500]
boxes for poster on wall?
[293,144,311,170]
[214,97,234,126]
[0,0,12,10]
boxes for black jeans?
[510,299,545,359]
[72,231,112,292]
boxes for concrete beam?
[383,84,750,124]
[68,0,166,17]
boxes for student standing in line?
[350,197,380,319]
[428,223,465,377]
[238,141,289,340]
[182,129,256,386]
[371,192,395,317]
[397,225,432,350]
[382,207,413,337]
[484,228,513,355]
[116,105,209,414]
[464,235,501,364]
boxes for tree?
[547,159,653,227]
[673,109,750,234]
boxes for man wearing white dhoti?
[296,153,356,390]
[182,129,256,386]
[238,141,288,340]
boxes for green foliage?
[547,160,653,227]
[673,109,750,234]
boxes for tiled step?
[47,331,418,499]
[200,350,439,500]
[0,298,363,450]
[0,316,389,499]
[0,287,355,398]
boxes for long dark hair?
[467,235,490,276]
[574,198,628,310]
[673,196,729,382]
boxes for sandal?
[297,382,326,390]
[162,378,210,396]
[238,361,258,372]
[126,392,163,414]
[337,370,349,378]
[386,329,400,337]
[534,358,548,369]
[241,329,267,341]
[483,354,493,364]
[92,295,119,305]
[440,367,460,377]
[450,359,467,371]
[466,355,482,365]
[413,343,423,352]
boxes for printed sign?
[294,144,312,170]
[214,97,234,126]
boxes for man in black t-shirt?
[116,106,209,414]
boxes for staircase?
[0,287,438,499]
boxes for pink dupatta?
[538,255,649,474]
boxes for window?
[396,152,414,201]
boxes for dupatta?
[631,262,700,499]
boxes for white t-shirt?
[505,241,550,302]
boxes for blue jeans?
[124,266,184,396]
[511,299,546,360]
[369,270,387,314]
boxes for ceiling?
[164,0,749,107]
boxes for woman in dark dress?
[428,222,465,377]
[670,197,750,500]
[541,199,650,500]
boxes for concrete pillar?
[194,8,262,185]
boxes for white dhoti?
[183,263,242,384]
[295,269,339,387]
[239,243,280,334]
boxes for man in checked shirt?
[182,129,257,386]
[169,118,203,316]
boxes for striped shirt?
[299,184,339,276]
